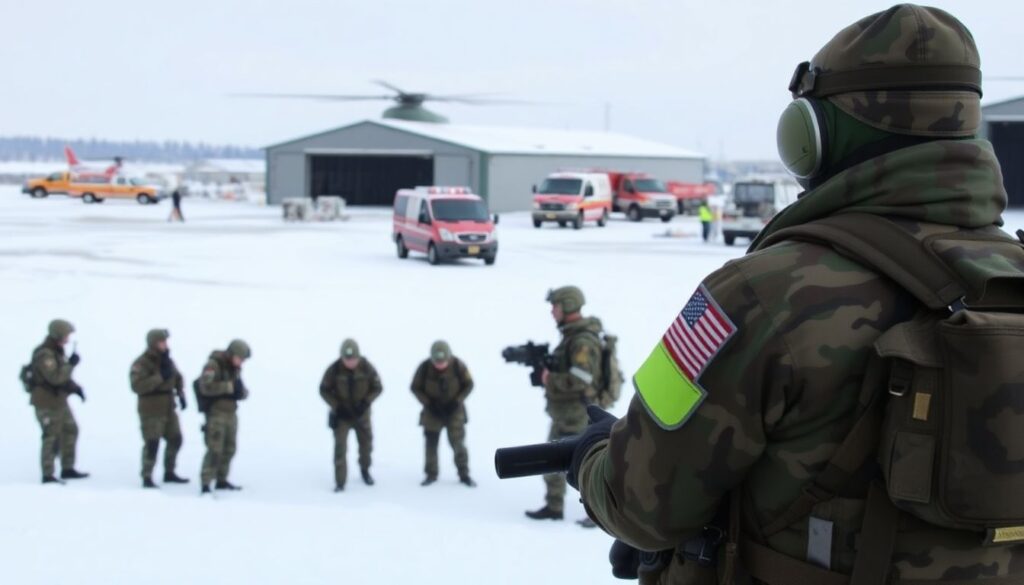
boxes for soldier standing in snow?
[197,339,250,494]
[129,329,189,488]
[320,339,382,492]
[411,341,476,487]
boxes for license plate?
[467,246,480,255]
[546,213,556,219]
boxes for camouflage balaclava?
[784,4,981,188]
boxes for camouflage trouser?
[140,412,183,479]
[545,410,588,512]
[424,422,469,479]
[35,404,78,477]
[334,415,373,487]
[200,412,237,485]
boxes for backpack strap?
[757,213,967,310]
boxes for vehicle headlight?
[439,228,456,242]
[532,201,541,209]
[565,203,578,211]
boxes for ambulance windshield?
[431,199,490,222]
[538,178,582,195]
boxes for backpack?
[192,378,211,414]
[19,364,34,393]
[594,333,624,409]
[739,213,1024,584]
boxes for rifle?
[494,436,725,572]
[501,341,557,387]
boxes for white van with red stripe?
[393,186,498,266]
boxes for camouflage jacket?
[198,351,246,416]
[545,316,603,416]
[319,357,382,416]
[411,357,473,429]
[579,140,1024,583]
[29,337,77,410]
[129,348,183,417]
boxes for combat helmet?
[227,339,252,360]
[48,319,75,340]
[341,338,360,359]
[547,286,586,315]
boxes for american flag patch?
[662,285,736,380]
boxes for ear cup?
[777,98,828,180]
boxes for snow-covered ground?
[1,186,1021,584]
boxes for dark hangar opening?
[990,122,1024,207]
[309,154,434,206]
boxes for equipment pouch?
[877,309,1024,536]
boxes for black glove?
[609,540,641,580]
[336,405,355,420]
[232,378,247,400]
[444,402,460,416]
[566,405,618,490]
[177,390,187,410]
[68,352,81,367]
[159,352,174,380]
[70,383,86,402]
[352,401,369,418]
[428,405,446,419]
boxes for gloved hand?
[566,405,618,490]
[609,539,641,580]
[336,405,355,420]
[428,405,446,419]
[352,401,369,418]
[232,378,247,400]
[68,352,81,367]
[177,390,187,411]
[159,353,174,380]
[70,383,86,403]
[444,402,460,416]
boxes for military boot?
[420,475,437,487]
[361,468,375,486]
[42,475,62,484]
[215,480,242,491]
[163,472,190,484]
[200,484,212,495]
[60,469,89,480]
[525,506,564,520]
[459,474,477,488]
[143,477,158,489]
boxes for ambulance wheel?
[32,187,47,198]
[484,255,496,266]
[557,221,567,228]
[661,215,672,223]
[83,193,97,204]
[627,205,641,222]
[533,219,542,228]
[427,243,440,265]
[597,210,608,227]
[137,194,154,205]
[396,236,408,259]
[572,212,583,230]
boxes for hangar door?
[990,122,1024,207]
[309,154,433,206]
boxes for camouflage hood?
[752,138,1006,251]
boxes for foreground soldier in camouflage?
[197,339,250,494]
[130,329,189,488]
[526,286,604,521]
[320,338,382,491]
[573,5,1024,584]
[411,340,476,487]
[29,319,88,483]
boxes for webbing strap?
[741,538,851,585]
[759,214,966,310]
[761,362,886,537]
[850,483,901,585]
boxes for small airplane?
[64,146,124,179]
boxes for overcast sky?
[2,0,1021,160]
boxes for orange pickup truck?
[24,173,164,204]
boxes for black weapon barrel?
[494,437,578,479]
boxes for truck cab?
[393,186,498,266]
[610,173,677,222]
[721,179,800,246]
[23,171,73,198]
[531,172,613,229]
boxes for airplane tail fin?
[64,146,80,167]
